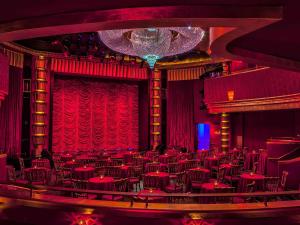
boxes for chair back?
[26,168,47,184]
[217,167,226,182]
[143,175,160,189]
[187,170,207,183]
[280,171,289,190]
[72,179,88,190]
[114,178,128,192]
[246,181,256,193]
[32,159,50,169]
[176,172,186,185]
[185,160,200,170]
[145,163,160,173]
[105,166,121,178]
[6,166,16,182]
[168,163,180,174]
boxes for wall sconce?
[227,90,234,101]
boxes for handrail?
[40,185,300,198]
[268,146,300,161]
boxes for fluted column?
[31,55,50,157]
[149,68,162,149]
[220,113,230,152]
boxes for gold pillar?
[150,68,161,149]
[220,113,230,152]
[32,55,48,157]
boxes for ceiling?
[2,0,300,71]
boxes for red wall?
[231,110,300,149]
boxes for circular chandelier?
[98,27,205,69]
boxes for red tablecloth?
[64,160,80,169]
[239,172,265,192]
[189,167,210,174]
[61,154,73,161]
[137,189,166,202]
[204,156,219,168]
[73,167,95,180]
[88,176,114,190]
[144,172,170,190]
[200,182,230,192]
[158,154,173,164]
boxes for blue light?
[143,54,160,69]
[197,123,210,150]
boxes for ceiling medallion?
[98,27,205,69]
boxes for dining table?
[73,166,95,180]
[88,176,115,190]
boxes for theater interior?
[0,1,300,225]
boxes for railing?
[1,183,299,210]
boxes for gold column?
[32,55,48,157]
[150,68,161,149]
[220,113,230,152]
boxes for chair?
[264,177,280,192]
[187,170,207,191]
[32,159,50,169]
[144,163,160,173]
[184,160,200,170]
[72,179,97,199]
[279,171,289,191]
[18,158,25,179]
[25,168,48,185]
[167,163,181,179]
[102,178,128,201]
[165,172,186,193]
[105,166,122,178]
[224,165,241,186]
[127,166,142,191]
[6,166,29,185]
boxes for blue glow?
[143,54,160,69]
[197,123,210,150]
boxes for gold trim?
[207,93,300,113]
[33,134,46,137]
[152,132,160,135]
[36,78,47,82]
[33,122,46,126]
[35,100,46,104]
[152,87,160,90]
[36,67,46,71]
[152,105,160,108]
[152,123,160,126]
[152,114,160,117]
[34,111,46,115]
[152,96,160,99]
[153,78,161,81]
[34,89,47,93]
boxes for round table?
[64,160,80,169]
[144,172,170,190]
[61,154,73,161]
[239,172,265,192]
[200,182,230,193]
[117,165,130,177]
[88,176,114,190]
[73,166,95,180]
[204,156,220,168]
[137,189,166,202]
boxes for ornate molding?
[206,93,300,113]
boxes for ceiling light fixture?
[98,27,205,69]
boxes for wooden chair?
[279,171,289,191]
[6,166,29,185]
[264,177,280,192]
[105,166,122,178]
[165,172,186,193]
[18,158,25,179]
[187,170,207,192]
[102,178,128,201]
[144,163,160,173]
[127,166,142,191]
[72,179,97,199]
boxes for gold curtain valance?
[168,66,205,81]
[3,48,24,68]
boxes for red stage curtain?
[52,77,139,152]
[0,66,23,156]
[167,81,195,152]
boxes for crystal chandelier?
[98,27,205,69]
